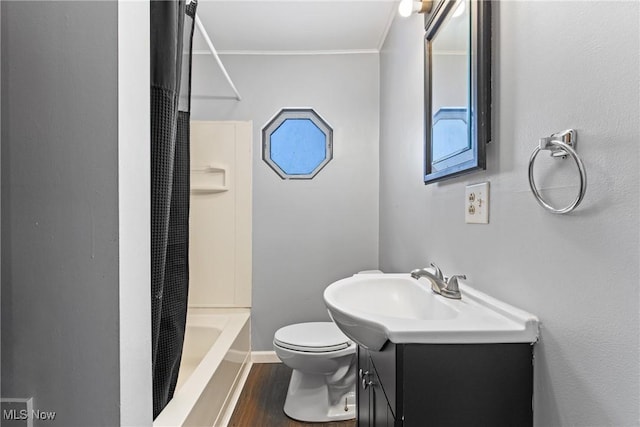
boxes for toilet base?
[283,369,356,422]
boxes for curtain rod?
[194,14,242,101]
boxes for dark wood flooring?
[228,363,356,427]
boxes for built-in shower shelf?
[191,164,228,194]
[191,186,228,194]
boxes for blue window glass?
[262,109,333,179]
[270,119,326,175]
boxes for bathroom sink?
[323,273,539,351]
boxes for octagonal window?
[262,108,333,179]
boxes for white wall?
[1,2,121,426]
[380,2,639,426]
[189,121,252,308]
[191,53,380,350]
[118,1,152,425]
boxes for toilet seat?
[274,322,352,353]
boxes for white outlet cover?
[465,182,490,224]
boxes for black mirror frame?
[424,0,491,184]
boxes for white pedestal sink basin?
[323,272,539,351]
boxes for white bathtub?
[154,309,251,427]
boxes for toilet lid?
[274,322,352,353]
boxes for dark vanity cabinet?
[356,342,534,427]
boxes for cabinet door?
[368,342,397,417]
[357,347,371,427]
[372,378,392,427]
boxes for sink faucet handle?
[439,274,465,299]
[445,274,467,292]
[430,262,444,280]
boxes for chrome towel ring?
[528,129,587,214]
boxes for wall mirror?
[424,0,491,184]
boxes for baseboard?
[251,350,281,364]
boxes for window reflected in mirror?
[430,0,470,171]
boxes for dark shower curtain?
[150,0,197,418]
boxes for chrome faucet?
[410,263,465,300]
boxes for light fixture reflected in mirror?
[452,0,465,18]
[398,0,433,17]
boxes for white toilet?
[273,322,356,422]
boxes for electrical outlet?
[465,182,489,224]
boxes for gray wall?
[380,2,639,426]
[191,53,380,350]
[1,2,120,426]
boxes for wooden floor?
[228,363,356,427]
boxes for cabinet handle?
[362,377,374,390]
[359,369,369,380]
[359,369,373,389]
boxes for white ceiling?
[193,0,400,54]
